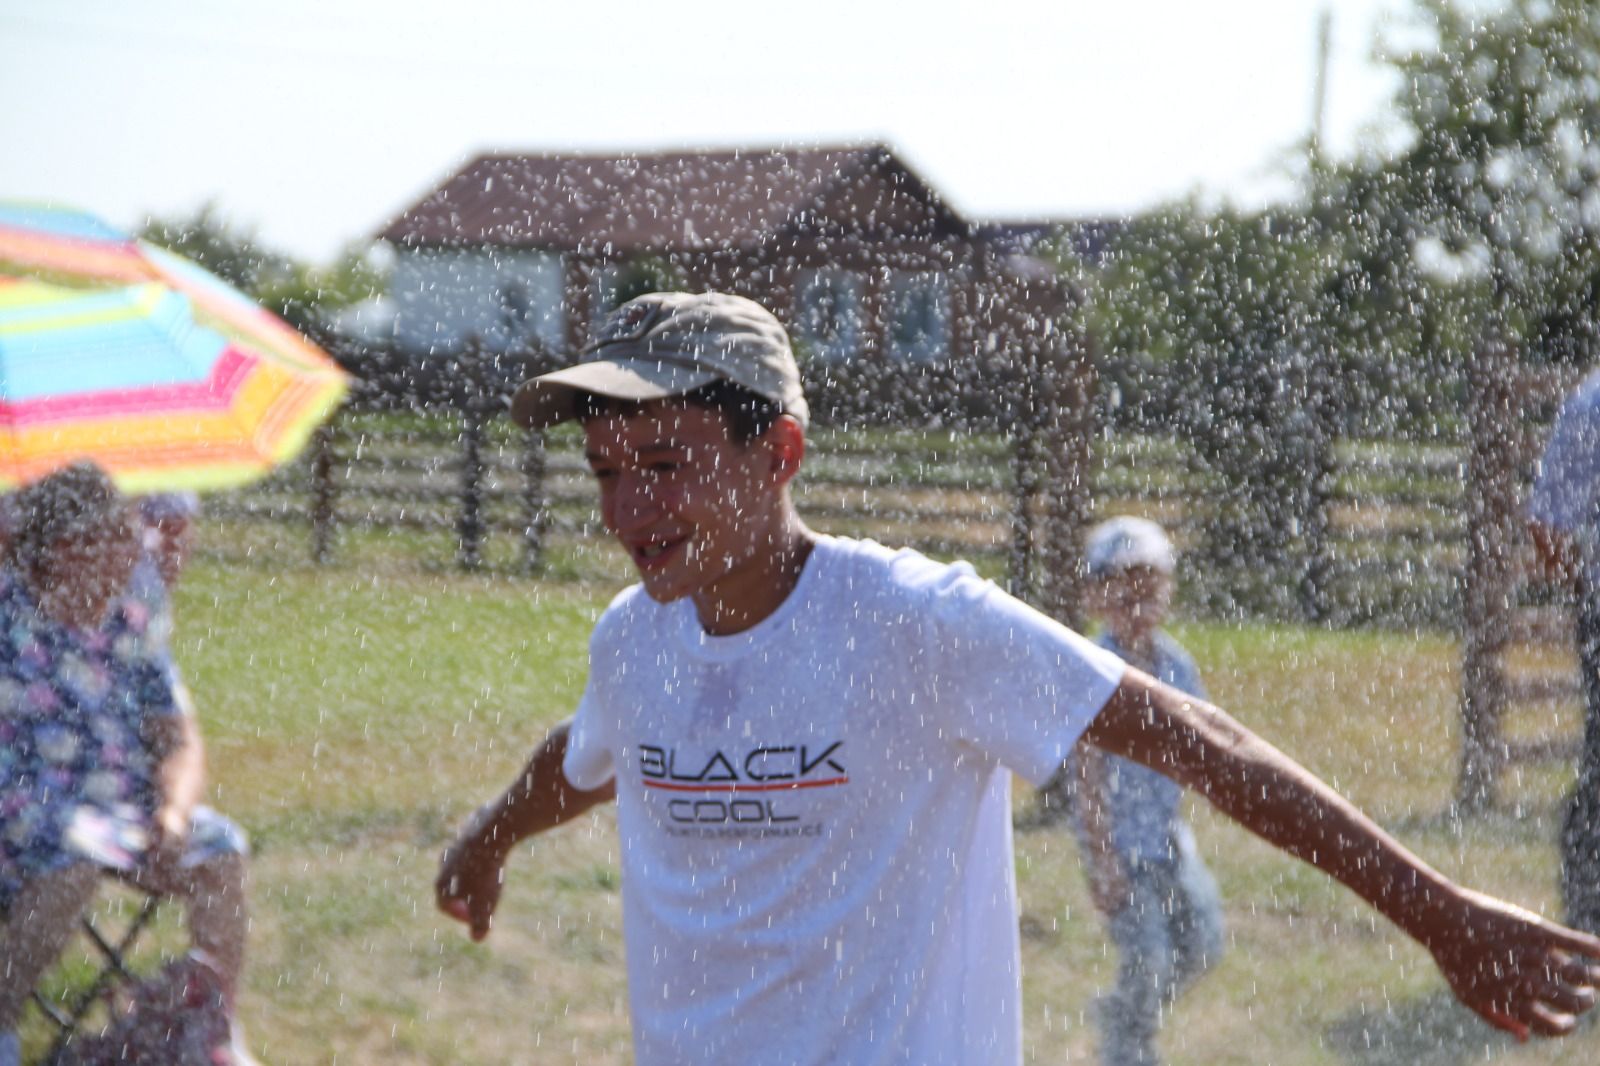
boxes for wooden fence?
[205,372,1593,812]
[200,320,1587,809]
[209,407,1474,627]
[209,412,1048,583]
[1454,352,1586,810]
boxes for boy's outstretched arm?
[434,719,616,941]
[1080,668,1600,1040]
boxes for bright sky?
[0,0,1409,263]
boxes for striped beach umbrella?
[0,203,349,491]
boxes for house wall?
[390,248,566,355]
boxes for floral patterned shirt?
[0,567,179,903]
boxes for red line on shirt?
[640,777,849,793]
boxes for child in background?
[1076,516,1223,1066]
[130,492,201,654]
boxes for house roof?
[376,144,971,253]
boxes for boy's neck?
[692,517,817,636]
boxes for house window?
[389,248,563,355]
[590,265,625,331]
[489,253,564,353]
[590,260,684,333]
[498,282,531,334]
[794,269,863,363]
[888,273,950,363]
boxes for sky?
[0,0,1413,263]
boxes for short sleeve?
[1530,383,1600,533]
[125,656,182,720]
[562,601,632,791]
[911,559,1126,786]
[109,600,182,720]
[562,680,615,790]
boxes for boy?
[437,291,1600,1065]
[1075,516,1221,1065]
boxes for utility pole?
[1310,7,1332,167]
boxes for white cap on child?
[137,492,201,524]
[1085,516,1175,577]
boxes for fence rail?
[201,405,1491,629]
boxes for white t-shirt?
[564,536,1126,1066]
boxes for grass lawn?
[24,535,1599,1065]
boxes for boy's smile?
[583,401,811,635]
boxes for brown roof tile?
[377,145,965,252]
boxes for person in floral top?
[0,463,253,1066]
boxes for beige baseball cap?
[510,291,810,430]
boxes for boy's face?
[583,401,791,612]
[1091,564,1173,644]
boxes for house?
[373,144,1083,424]
[370,144,1097,605]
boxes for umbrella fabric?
[0,203,350,491]
[0,278,347,492]
[0,202,339,375]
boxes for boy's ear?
[765,415,806,486]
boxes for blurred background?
[8,1,1600,1063]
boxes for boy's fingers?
[1525,1001,1576,1039]
[470,902,493,941]
[1552,927,1600,960]
[1481,1008,1529,1043]
[1555,953,1600,988]
[1539,978,1594,1016]
[442,897,471,923]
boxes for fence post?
[1296,357,1337,624]
[521,428,547,573]
[1036,326,1097,633]
[1009,419,1039,601]
[991,264,1097,826]
[459,406,486,571]
[456,337,488,571]
[458,410,486,572]
[1298,445,1336,623]
[1456,332,1520,813]
[310,423,337,565]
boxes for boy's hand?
[435,816,509,942]
[1425,888,1600,1039]
[432,723,613,943]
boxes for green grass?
[22,541,1598,1064]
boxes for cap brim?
[510,359,723,430]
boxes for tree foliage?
[1328,0,1600,364]
[1061,203,1340,616]
[138,204,386,334]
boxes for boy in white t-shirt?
[437,291,1600,1065]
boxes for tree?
[1061,203,1342,621]
[139,203,296,297]
[1327,0,1600,364]
[139,205,386,334]
[1323,3,1600,879]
